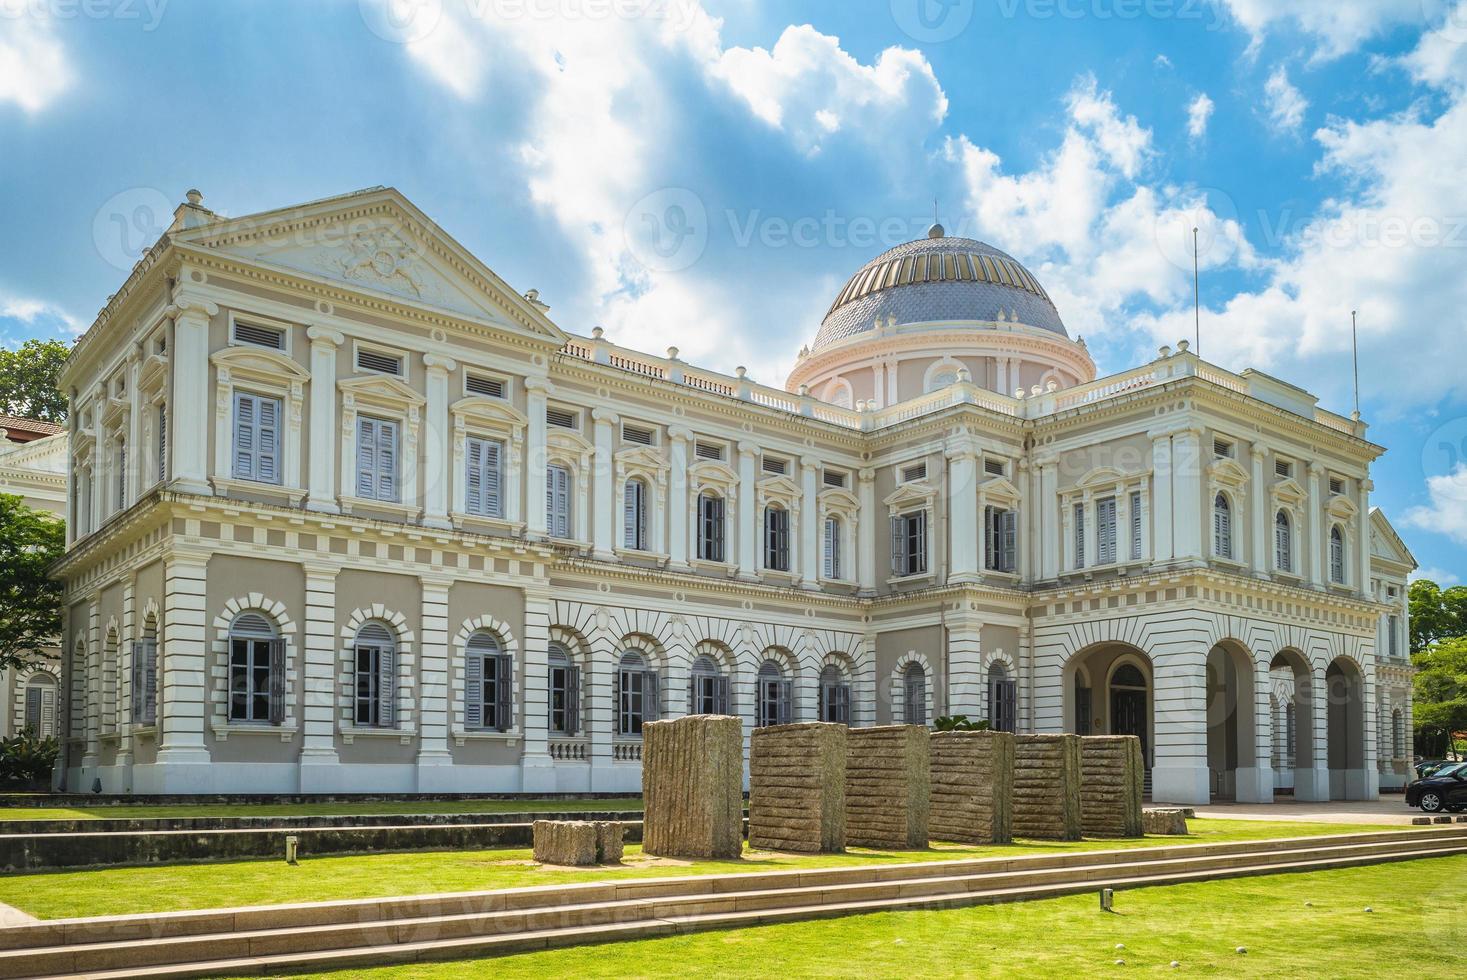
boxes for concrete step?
[0,827,1461,979]
[39,838,1467,980]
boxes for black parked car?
[1406,762,1467,813]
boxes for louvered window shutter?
[257,397,280,484]
[465,438,484,515]
[495,654,513,732]
[623,481,641,549]
[1074,503,1086,568]
[379,644,396,727]
[129,641,144,723]
[235,393,256,479]
[984,506,996,570]
[464,651,483,729]
[778,680,793,726]
[914,512,927,574]
[117,440,126,508]
[565,665,580,734]
[357,418,377,497]
[1098,497,1117,564]
[483,440,502,518]
[40,688,55,737]
[715,674,730,715]
[142,639,157,724]
[547,465,570,537]
[891,515,904,575]
[1001,509,1017,572]
[158,404,168,482]
[823,518,835,579]
[376,420,398,501]
[643,670,660,721]
[268,638,286,725]
[1130,491,1143,559]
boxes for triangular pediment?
[1370,508,1418,569]
[757,474,801,498]
[1207,457,1250,487]
[1076,466,1128,489]
[615,445,667,470]
[339,373,424,407]
[981,475,1021,498]
[1271,477,1306,502]
[884,480,936,507]
[174,187,566,346]
[689,459,739,487]
[211,345,311,382]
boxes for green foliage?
[1407,578,1467,654]
[933,714,990,732]
[1413,635,1467,759]
[0,494,66,673]
[0,339,70,423]
[0,729,58,785]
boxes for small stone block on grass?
[749,722,847,853]
[1412,816,1431,825]
[845,725,930,849]
[1142,808,1190,835]
[1079,736,1145,838]
[1012,734,1082,841]
[595,821,625,862]
[642,714,744,859]
[532,820,598,866]
[929,730,1014,844]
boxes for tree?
[0,494,65,673]
[1412,636,1467,760]
[1408,578,1467,653]
[0,339,70,423]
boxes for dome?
[813,235,1067,352]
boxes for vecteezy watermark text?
[0,0,169,31]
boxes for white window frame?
[1062,468,1151,573]
[463,434,505,519]
[449,394,528,530]
[819,485,860,584]
[228,310,294,356]
[231,390,284,486]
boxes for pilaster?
[155,553,212,788]
[168,298,216,494]
[947,440,980,583]
[668,426,692,569]
[297,563,340,787]
[1307,463,1325,588]
[521,590,555,791]
[591,409,618,559]
[525,377,551,539]
[414,575,453,788]
[799,455,821,588]
[857,467,877,594]
[1149,432,1174,562]
[737,442,759,581]
[1172,428,1203,561]
[1249,441,1269,577]
[305,326,343,512]
[421,354,455,529]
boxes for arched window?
[688,654,730,715]
[623,478,648,551]
[1329,525,1346,584]
[615,650,659,736]
[903,662,927,726]
[547,642,577,735]
[764,504,790,572]
[354,621,398,729]
[1392,708,1405,758]
[130,614,159,725]
[22,675,56,738]
[756,659,792,727]
[229,612,283,724]
[546,463,572,539]
[1112,663,1146,689]
[988,662,1017,733]
[819,662,850,724]
[823,515,842,580]
[697,492,725,563]
[464,630,511,732]
[1213,493,1233,560]
[926,367,958,392]
[1274,511,1293,573]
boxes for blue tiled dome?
[814,235,1067,351]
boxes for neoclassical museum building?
[55,187,1418,804]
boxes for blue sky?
[2,0,1466,583]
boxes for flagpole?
[1351,310,1360,419]
[1192,227,1200,354]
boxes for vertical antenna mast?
[1192,226,1200,354]
[1352,309,1361,419]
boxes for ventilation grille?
[623,424,654,446]
[761,456,788,476]
[902,463,927,482]
[822,469,847,488]
[546,407,579,429]
[356,348,403,376]
[695,442,725,462]
[465,374,505,398]
[984,459,1005,477]
[234,321,286,350]
[1276,460,1293,478]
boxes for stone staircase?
[1,827,1462,980]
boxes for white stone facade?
[52,188,1415,802]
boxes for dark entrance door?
[1111,688,1148,762]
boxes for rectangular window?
[546,406,579,429]
[355,417,400,502]
[623,480,648,550]
[1329,476,1345,496]
[694,441,725,462]
[697,494,725,562]
[901,463,927,483]
[984,458,1006,477]
[761,455,788,476]
[465,373,505,398]
[824,516,841,579]
[1130,490,1143,560]
[820,679,850,724]
[115,439,126,509]
[1388,614,1400,658]
[232,320,286,350]
[356,347,403,376]
[129,639,158,725]
[228,635,283,723]
[1097,496,1117,565]
[354,643,395,728]
[985,506,1017,572]
[546,463,571,538]
[465,651,513,732]
[157,404,167,483]
[765,507,791,571]
[1276,459,1293,478]
[616,666,659,736]
[822,469,847,488]
[891,510,928,577]
[1214,438,1234,458]
[622,423,655,446]
[756,675,793,728]
[1073,502,1086,569]
[549,659,579,735]
[464,436,504,518]
[233,392,282,485]
[689,670,730,715]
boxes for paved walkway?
[0,902,36,927]
[1194,797,1423,826]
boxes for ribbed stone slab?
[1079,736,1145,838]
[930,730,1014,844]
[749,722,847,853]
[845,725,930,849]
[1142,808,1190,835]
[1012,734,1082,841]
[642,714,744,859]
[532,821,597,866]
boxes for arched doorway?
[1270,649,1323,801]
[1065,645,1152,790]
[1205,642,1260,801]
[1326,657,1370,800]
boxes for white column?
[1298,664,1332,800]
[168,299,215,494]
[737,441,759,580]
[415,576,453,788]
[90,386,107,529]
[1150,432,1174,562]
[298,563,340,788]
[1249,441,1268,577]
[1357,479,1372,598]
[799,455,821,588]
[1235,658,1275,803]
[857,467,877,593]
[1039,456,1059,579]
[1307,463,1325,588]
[1172,428,1203,561]
[996,359,1009,395]
[872,363,885,408]
[305,327,342,512]
[591,409,618,559]
[946,612,984,717]
[948,443,980,583]
[421,355,455,528]
[1018,458,1034,583]
[521,590,555,791]
[124,346,142,507]
[668,426,692,569]
[1150,650,1211,805]
[155,553,212,790]
[525,378,551,539]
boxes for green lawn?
[0,797,644,822]
[0,819,1405,920]
[265,853,1467,979]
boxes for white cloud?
[0,9,72,113]
[1187,92,1214,140]
[1404,464,1467,546]
[1402,1,1467,92]
[1412,566,1462,586]
[0,293,79,334]
[1219,0,1426,58]
[1263,66,1308,133]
